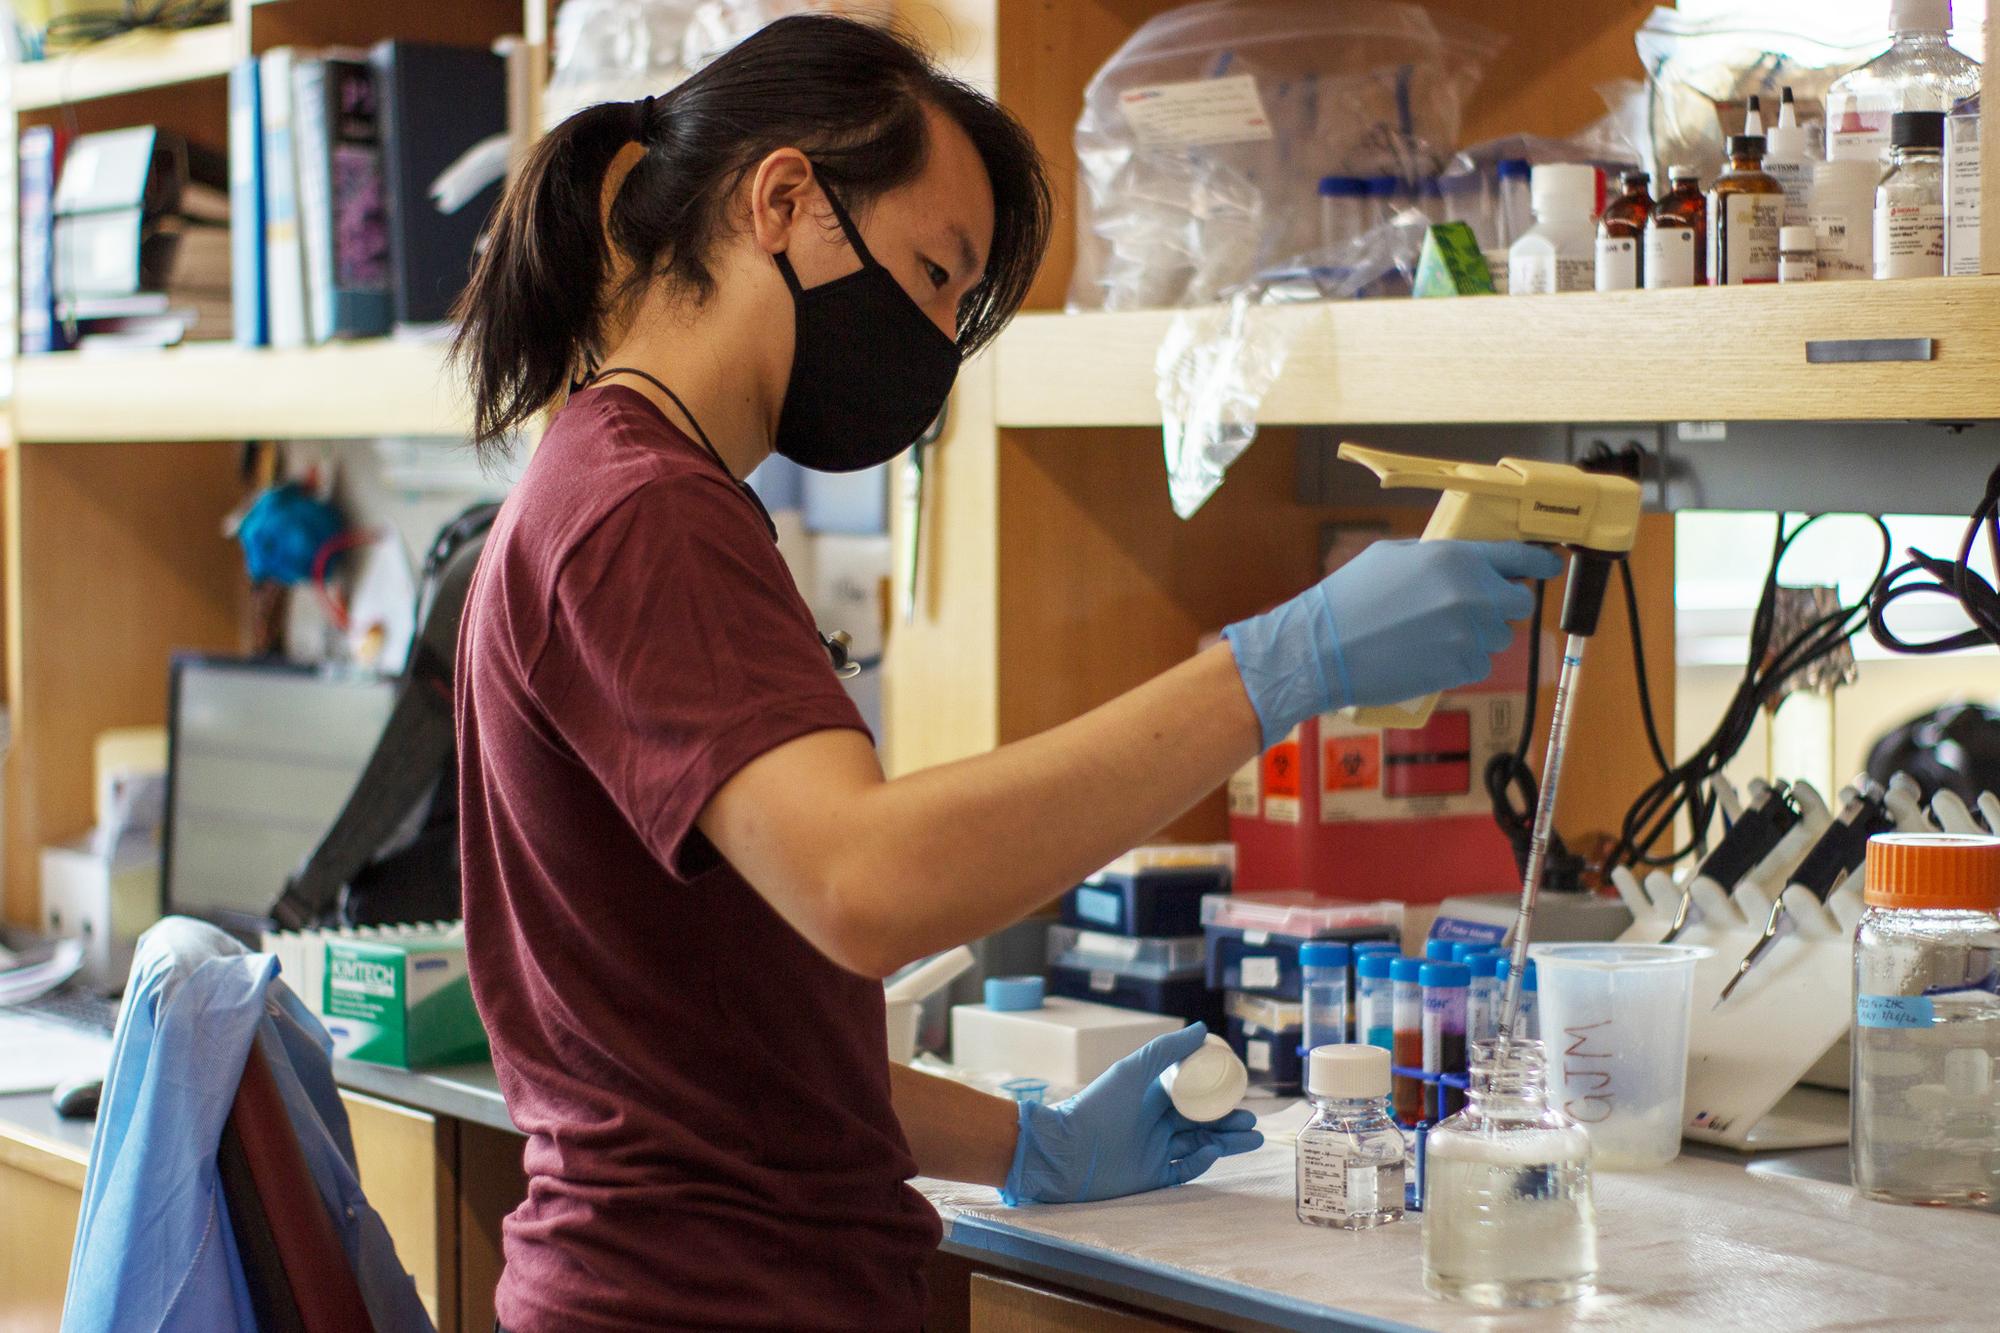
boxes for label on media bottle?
[1946,115,1981,277]
[1509,251,1592,295]
[1711,193,1780,284]
[1875,202,1945,278]
[1644,227,1696,287]
[1297,1133,1403,1223]
[1595,235,1638,290]
[1858,994,1936,1028]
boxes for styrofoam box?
[952,996,1180,1086]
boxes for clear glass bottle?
[1301,941,1350,1053]
[1297,1044,1406,1231]
[1876,110,1948,279]
[1826,0,1982,165]
[1852,834,2000,1207]
[1487,158,1534,293]
[1595,170,1653,290]
[1644,166,1706,287]
[1708,135,1783,285]
[1422,1038,1595,1309]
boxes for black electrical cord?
[1868,459,2000,654]
[1601,511,1894,876]
[42,0,227,52]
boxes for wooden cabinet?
[0,1144,82,1333]
[342,1090,459,1329]
[970,1273,1201,1332]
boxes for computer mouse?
[52,1077,102,1120]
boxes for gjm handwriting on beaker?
[1560,1019,1616,1124]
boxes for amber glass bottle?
[1708,135,1783,285]
[1644,167,1706,287]
[1594,171,1654,289]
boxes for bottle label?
[1765,160,1812,229]
[1595,235,1638,290]
[1828,93,1892,163]
[1297,1132,1402,1222]
[1509,251,1592,295]
[1810,211,1871,280]
[1875,201,1946,278]
[1644,227,1696,288]
[1947,117,1981,277]
[1712,193,1780,284]
[1779,253,1816,283]
[1858,994,1935,1029]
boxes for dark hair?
[451,13,1051,450]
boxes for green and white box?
[323,930,488,1068]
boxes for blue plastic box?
[1046,963,1223,1029]
[1202,894,1402,1001]
[1226,997,1305,1093]
[1062,858,1232,937]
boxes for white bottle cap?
[1780,225,1817,250]
[1890,0,1949,33]
[1162,1034,1248,1122]
[1307,1043,1391,1100]
[1529,163,1599,220]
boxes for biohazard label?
[1263,736,1301,824]
[1322,734,1381,792]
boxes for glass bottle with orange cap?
[1851,832,2000,1206]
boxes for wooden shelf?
[12,338,468,442]
[10,24,240,111]
[995,276,2000,429]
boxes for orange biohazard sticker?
[1322,735,1381,792]
[1262,741,1301,799]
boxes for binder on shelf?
[229,56,267,346]
[259,46,309,349]
[371,40,508,327]
[292,53,391,343]
[20,125,68,354]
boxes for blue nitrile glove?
[1000,1023,1264,1206]
[1223,538,1562,748]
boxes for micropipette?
[1662,781,1801,941]
[1714,787,1895,1006]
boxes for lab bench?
[7,1062,1997,1333]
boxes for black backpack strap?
[268,508,497,929]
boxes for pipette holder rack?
[1619,874,1859,1151]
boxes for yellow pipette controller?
[1336,443,1643,729]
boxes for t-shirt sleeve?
[532,475,868,877]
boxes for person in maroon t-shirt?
[447,15,1557,1332]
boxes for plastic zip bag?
[1070,0,1501,312]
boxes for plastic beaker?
[1527,943,1713,1169]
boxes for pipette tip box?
[1201,893,1402,1000]
[1224,991,1305,1093]
[1062,845,1234,937]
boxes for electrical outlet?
[1567,424,1664,503]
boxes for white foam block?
[952,997,1181,1086]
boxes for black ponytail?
[451,13,1051,455]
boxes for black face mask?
[771,181,961,473]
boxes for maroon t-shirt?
[456,384,939,1332]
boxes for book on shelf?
[230,56,268,346]
[371,40,508,327]
[260,46,309,349]
[292,51,392,343]
[20,124,69,354]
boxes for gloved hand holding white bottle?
[1222,539,1562,749]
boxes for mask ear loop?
[772,175,878,293]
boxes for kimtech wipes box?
[322,929,488,1068]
